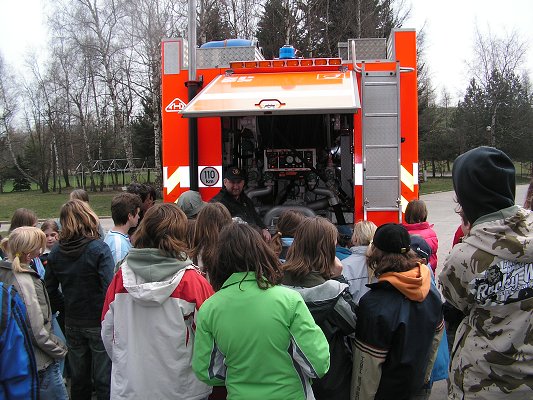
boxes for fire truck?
[161,29,418,229]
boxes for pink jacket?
[402,222,439,272]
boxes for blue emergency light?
[279,45,296,59]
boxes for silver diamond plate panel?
[364,179,398,207]
[363,83,398,114]
[196,47,264,69]
[163,41,181,74]
[338,39,387,61]
[364,117,398,146]
[365,147,398,177]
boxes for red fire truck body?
[161,29,418,228]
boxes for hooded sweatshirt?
[439,205,533,399]
[101,248,214,400]
[46,237,114,327]
[352,263,443,400]
[379,263,431,302]
[402,222,439,272]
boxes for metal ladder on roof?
[361,62,402,222]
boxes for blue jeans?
[51,314,66,375]
[39,361,68,400]
[66,326,111,400]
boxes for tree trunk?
[525,177,533,210]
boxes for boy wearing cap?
[352,223,444,400]
[439,146,533,399]
[176,190,207,219]
[211,167,271,241]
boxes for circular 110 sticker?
[199,167,220,187]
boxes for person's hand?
[262,228,272,242]
[331,256,343,278]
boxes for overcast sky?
[403,0,533,103]
[1,0,532,105]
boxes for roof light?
[258,61,272,67]
[315,59,327,66]
[328,58,342,65]
[286,59,299,67]
[272,60,285,67]
[300,59,313,66]
[230,61,245,69]
[244,61,257,68]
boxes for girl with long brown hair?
[192,222,329,399]
[269,210,307,260]
[190,202,232,278]
[46,199,114,400]
[282,216,356,400]
[402,199,439,272]
[101,203,214,399]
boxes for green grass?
[419,174,530,195]
[419,178,453,194]
[0,190,121,222]
[1,172,154,194]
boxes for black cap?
[409,235,432,262]
[225,166,245,181]
[373,223,411,254]
[452,146,515,224]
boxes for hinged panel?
[361,66,401,220]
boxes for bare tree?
[219,0,262,39]
[469,27,528,146]
[0,54,42,189]
[122,0,186,189]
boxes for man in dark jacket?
[210,167,271,241]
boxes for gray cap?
[175,190,206,218]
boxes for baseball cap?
[225,166,245,181]
[175,190,206,218]
[409,235,432,262]
[373,223,411,254]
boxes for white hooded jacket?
[101,248,214,400]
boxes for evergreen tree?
[453,79,489,153]
[132,96,156,164]
[256,0,303,59]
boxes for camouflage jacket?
[439,205,533,398]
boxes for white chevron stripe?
[163,166,190,193]
[401,163,418,192]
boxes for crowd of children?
[1,146,532,400]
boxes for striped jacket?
[352,265,444,400]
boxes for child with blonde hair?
[341,220,377,304]
[0,227,68,399]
